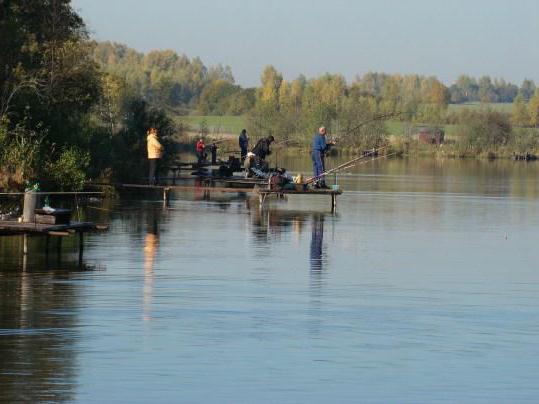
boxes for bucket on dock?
[22,183,40,223]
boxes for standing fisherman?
[311,126,335,189]
[208,142,218,164]
[147,127,163,185]
[239,129,249,161]
[195,138,206,164]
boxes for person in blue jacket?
[311,126,335,188]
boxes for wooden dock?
[0,220,106,259]
[0,220,99,236]
[119,183,343,212]
[257,189,343,212]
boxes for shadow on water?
[0,207,108,402]
[0,259,93,402]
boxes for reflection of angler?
[310,215,324,272]
[143,219,159,322]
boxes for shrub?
[47,147,90,191]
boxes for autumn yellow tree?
[511,94,529,127]
[529,90,539,128]
[259,65,283,107]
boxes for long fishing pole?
[304,144,389,184]
[338,152,397,173]
[306,110,410,181]
[206,138,230,145]
[305,147,392,184]
[337,111,413,139]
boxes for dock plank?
[257,189,342,195]
[0,221,98,236]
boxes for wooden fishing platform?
[0,220,106,261]
[257,188,342,212]
[0,220,99,236]
[119,183,343,212]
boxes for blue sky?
[72,0,539,87]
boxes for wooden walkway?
[257,189,343,212]
[0,220,100,236]
[0,220,106,258]
[119,183,343,211]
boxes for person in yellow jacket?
[147,127,163,185]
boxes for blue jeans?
[311,150,325,184]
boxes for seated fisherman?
[252,135,275,161]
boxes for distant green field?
[176,115,246,134]
[448,102,512,113]
[178,108,514,140]
[385,121,460,138]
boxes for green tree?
[459,110,512,151]
[520,79,536,102]
[478,76,497,103]
[0,0,101,188]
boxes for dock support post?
[331,194,337,213]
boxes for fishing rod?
[305,147,392,184]
[303,144,389,184]
[338,152,397,173]
[205,138,230,145]
[341,152,397,171]
[337,111,413,139]
[273,138,296,147]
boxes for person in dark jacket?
[208,143,218,164]
[311,127,335,188]
[252,135,274,160]
[239,129,249,161]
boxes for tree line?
[2,0,538,191]
[93,42,255,116]
[94,42,537,117]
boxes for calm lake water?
[2,157,539,403]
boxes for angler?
[245,135,275,177]
[311,127,335,189]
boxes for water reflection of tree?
[0,267,82,402]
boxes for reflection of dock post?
[258,192,267,209]
[331,194,337,213]
[163,187,170,207]
[57,236,63,258]
[45,235,50,262]
[23,234,28,255]
[78,232,84,266]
